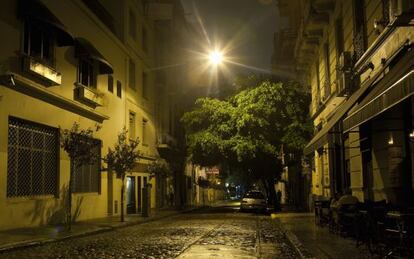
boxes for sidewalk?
[272,212,370,259]
[0,206,199,253]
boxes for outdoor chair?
[336,203,358,236]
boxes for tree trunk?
[120,174,125,222]
[262,177,277,210]
[67,159,75,231]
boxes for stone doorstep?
[0,206,201,253]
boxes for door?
[137,176,142,212]
[126,176,136,214]
[360,123,373,201]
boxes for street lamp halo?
[209,50,224,65]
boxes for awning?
[75,38,114,74]
[19,0,74,46]
[343,48,414,133]
[303,80,373,155]
[303,59,399,155]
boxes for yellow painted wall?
[0,0,162,230]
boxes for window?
[353,0,367,61]
[78,59,96,88]
[142,119,148,145]
[117,80,122,98]
[7,117,58,197]
[129,60,136,91]
[142,27,148,53]
[323,42,331,97]
[142,72,148,99]
[73,139,101,193]
[108,75,114,93]
[315,60,321,105]
[129,10,137,40]
[335,18,344,60]
[23,22,54,65]
[129,112,136,140]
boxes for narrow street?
[0,203,298,259]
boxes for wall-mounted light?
[409,130,414,139]
[374,19,387,34]
[388,133,394,145]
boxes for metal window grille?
[7,117,58,197]
[73,140,101,193]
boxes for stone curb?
[270,213,316,259]
[0,206,202,253]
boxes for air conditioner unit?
[338,51,352,72]
[389,0,414,23]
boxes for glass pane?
[19,128,32,148]
[30,26,42,59]
[44,152,57,195]
[42,33,51,61]
[32,151,43,195]
[33,132,43,149]
[17,149,32,196]
[7,147,17,197]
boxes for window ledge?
[74,83,104,107]
[6,195,57,204]
[2,73,109,123]
[22,55,61,86]
[73,192,100,197]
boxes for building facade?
[274,0,414,207]
[0,0,192,230]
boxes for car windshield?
[244,192,265,199]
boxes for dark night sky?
[181,0,279,77]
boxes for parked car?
[240,191,267,213]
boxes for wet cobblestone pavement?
[0,206,299,259]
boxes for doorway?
[126,176,136,214]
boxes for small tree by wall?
[60,122,100,230]
[147,159,172,179]
[103,128,140,222]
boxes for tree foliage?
[147,159,172,179]
[103,128,140,222]
[60,122,100,230]
[104,128,140,178]
[60,122,101,163]
[181,79,312,204]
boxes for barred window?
[7,117,58,197]
[73,140,101,193]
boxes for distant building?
[274,0,414,207]
[0,0,193,230]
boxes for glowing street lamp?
[208,50,224,65]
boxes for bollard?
[142,184,152,217]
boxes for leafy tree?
[60,122,100,230]
[181,79,312,207]
[147,159,172,179]
[103,128,140,222]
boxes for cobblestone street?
[0,205,299,259]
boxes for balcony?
[156,133,177,159]
[22,56,61,86]
[74,83,104,107]
[157,133,177,148]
